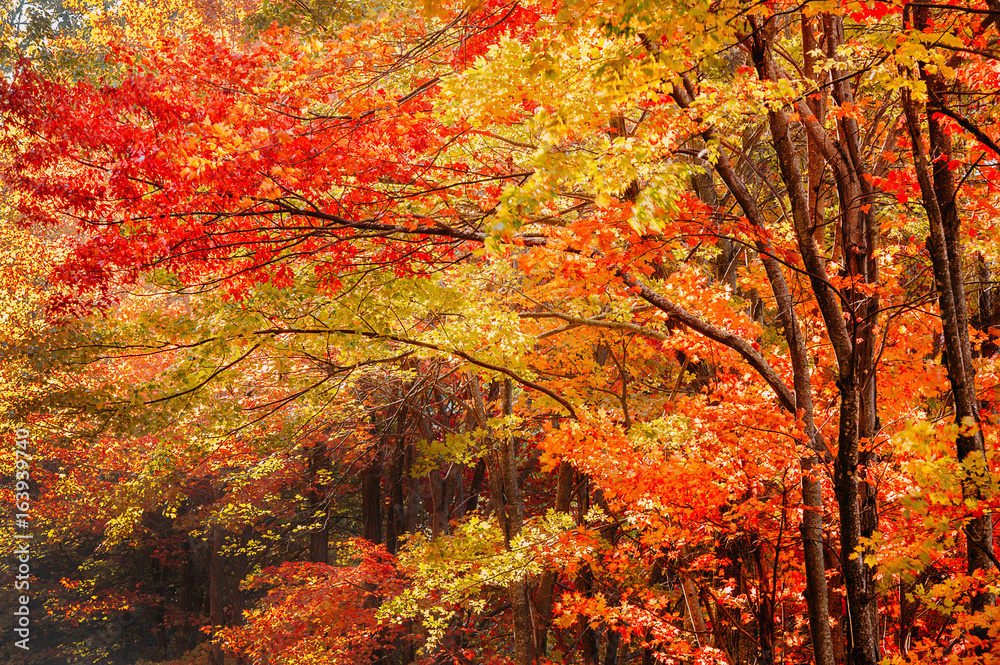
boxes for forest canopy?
[1,0,1000,664]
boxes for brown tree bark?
[748,16,879,664]
[209,524,225,665]
[361,438,383,546]
[901,10,996,615]
[825,14,882,656]
[385,432,408,555]
[306,436,331,564]
[534,460,575,653]
[469,375,536,665]
[671,67,838,665]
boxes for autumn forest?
[1,0,999,663]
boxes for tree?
[3,1,1000,664]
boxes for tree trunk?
[901,19,996,616]
[679,543,709,647]
[307,437,331,564]
[749,17,879,662]
[578,566,600,665]
[469,375,535,665]
[672,69,838,665]
[386,433,407,555]
[209,524,225,665]
[361,439,383,546]
[535,460,575,654]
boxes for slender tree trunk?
[307,437,331,564]
[673,70,838,665]
[749,17,880,662]
[603,626,621,665]
[535,461,575,653]
[578,566,600,665]
[177,539,199,656]
[826,12,882,646]
[641,559,664,665]
[678,544,709,647]
[209,524,225,665]
[386,433,407,555]
[463,457,486,516]
[414,405,453,539]
[973,254,1000,359]
[901,20,996,614]
[470,376,535,665]
[404,441,422,535]
[501,380,535,665]
[361,438,383,546]
[802,14,829,252]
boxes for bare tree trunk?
[641,559,663,665]
[535,461,575,653]
[469,376,535,665]
[671,70,838,665]
[462,457,486,517]
[679,544,709,647]
[901,19,996,616]
[749,16,879,663]
[578,566,600,665]
[386,433,407,555]
[802,13,829,252]
[209,524,225,665]
[501,380,535,665]
[307,436,331,564]
[826,16,882,647]
[361,439,383,546]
